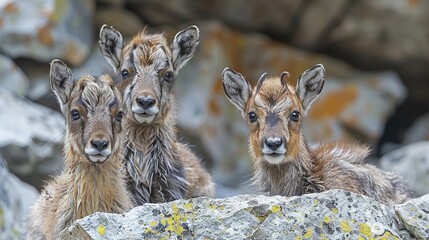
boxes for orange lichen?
[309,84,359,120]
[4,3,18,13]
[37,24,54,46]
[208,98,221,115]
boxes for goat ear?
[221,67,252,116]
[296,64,325,114]
[99,24,123,73]
[172,25,199,72]
[49,59,74,114]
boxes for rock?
[0,88,64,189]
[0,0,94,65]
[403,114,429,144]
[0,54,29,95]
[62,189,413,239]
[169,22,406,188]
[380,141,429,197]
[96,7,143,37]
[0,155,39,239]
[395,194,429,240]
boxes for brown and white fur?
[99,25,214,204]
[27,60,132,239]
[221,64,412,205]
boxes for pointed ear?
[296,64,325,114]
[172,25,199,72]
[99,24,124,72]
[221,67,252,116]
[49,59,74,114]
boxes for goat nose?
[91,140,109,152]
[136,96,155,109]
[265,137,283,151]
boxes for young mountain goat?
[99,25,215,204]
[221,64,412,205]
[27,60,132,239]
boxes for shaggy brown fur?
[222,64,412,205]
[99,25,214,204]
[27,60,132,239]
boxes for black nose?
[265,138,283,151]
[137,96,156,109]
[91,140,109,152]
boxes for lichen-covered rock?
[170,22,406,187]
[62,189,413,239]
[0,155,39,239]
[0,88,64,189]
[395,194,429,240]
[380,142,429,196]
[0,0,94,65]
[0,54,29,95]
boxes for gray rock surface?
[0,0,94,65]
[0,54,29,96]
[380,141,429,197]
[0,88,64,188]
[62,189,417,240]
[395,194,429,240]
[0,155,39,239]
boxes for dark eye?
[290,111,300,122]
[121,69,129,79]
[164,71,174,82]
[71,110,80,121]
[115,111,124,122]
[248,112,258,123]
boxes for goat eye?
[116,111,124,122]
[164,71,173,82]
[248,112,258,123]
[121,69,129,79]
[290,111,300,122]
[71,110,80,121]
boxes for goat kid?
[27,60,132,239]
[221,64,411,205]
[99,25,215,204]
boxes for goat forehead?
[253,90,294,113]
[79,77,116,110]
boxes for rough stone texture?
[0,155,39,239]
[0,54,29,96]
[127,0,429,67]
[170,22,407,187]
[0,0,94,65]
[0,88,64,189]
[62,189,415,239]
[380,141,429,197]
[95,7,143,37]
[395,194,429,240]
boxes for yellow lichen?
[184,203,193,210]
[296,236,303,240]
[304,228,313,238]
[357,236,365,240]
[331,208,339,214]
[97,225,106,236]
[145,227,155,234]
[165,203,185,235]
[359,223,372,237]
[340,220,351,232]
[160,219,166,225]
[209,204,217,210]
[323,216,331,223]
[150,220,158,227]
[271,205,282,213]
[314,199,320,204]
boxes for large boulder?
[62,189,421,239]
[0,155,39,239]
[380,141,429,197]
[169,22,406,188]
[0,0,94,65]
[0,88,64,189]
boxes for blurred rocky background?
[0,0,428,237]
